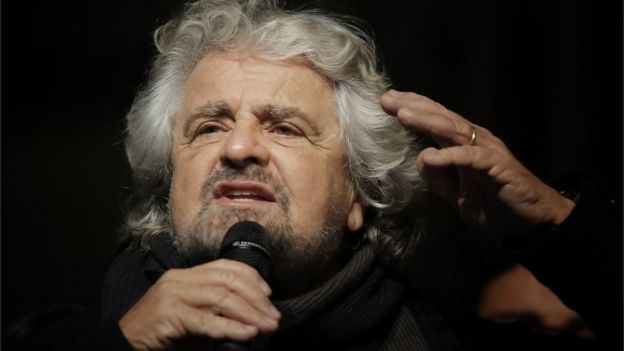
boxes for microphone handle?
[216,221,273,351]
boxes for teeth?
[225,191,266,200]
[229,192,253,196]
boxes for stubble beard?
[170,165,350,298]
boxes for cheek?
[169,170,200,230]
[169,149,220,225]
[279,150,330,192]
[276,149,349,221]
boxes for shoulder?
[100,240,151,322]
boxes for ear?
[347,201,365,232]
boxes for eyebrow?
[256,104,321,135]
[183,101,232,137]
[183,101,321,137]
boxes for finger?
[380,90,440,115]
[416,147,459,205]
[177,304,260,342]
[179,285,279,332]
[177,260,280,318]
[383,90,449,115]
[398,107,474,147]
[419,146,508,224]
[381,91,452,130]
[456,168,487,224]
[161,267,280,320]
[382,90,500,148]
[204,259,272,295]
[418,148,491,225]
[418,145,504,172]
[381,90,471,145]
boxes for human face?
[169,51,364,295]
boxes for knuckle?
[450,119,467,137]
[490,135,509,150]
[200,312,217,327]
[215,258,251,274]
[228,260,262,280]
[208,286,230,307]
[460,144,475,157]
[428,122,446,137]
[160,268,181,282]
[199,313,223,337]
[213,258,230,265]
[396,107,412,119]
[217,268,240,287]
[154,278,178,295]
[209,258,230,269]
[153,297,176,319]
[239,264,261,279]
[460,145,481,165]
[211,258,244,270]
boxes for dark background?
[2,0,622,335]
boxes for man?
[99,0,617,350]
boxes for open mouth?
[213,181,277,203]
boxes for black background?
[2,0,622,335]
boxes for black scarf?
[134,232,440,350]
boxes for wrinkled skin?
[120,52,365,350]
[380,90,587,336]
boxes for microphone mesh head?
[219,221,273,280]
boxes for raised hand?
[380,90,575,237]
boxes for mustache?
[199,165,290,211]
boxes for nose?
[219,119,270,168]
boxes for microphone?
[216,221,273,351]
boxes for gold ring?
[468,126,477,146]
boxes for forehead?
[178,51,337,124]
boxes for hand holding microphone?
[216,221,275,351]
[119,222,280,350]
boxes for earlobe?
[347,202,365,232]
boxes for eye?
[270,123,302,137]
[196,123,225,135]
[190,122,228,142]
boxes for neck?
[270,247,352,299]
